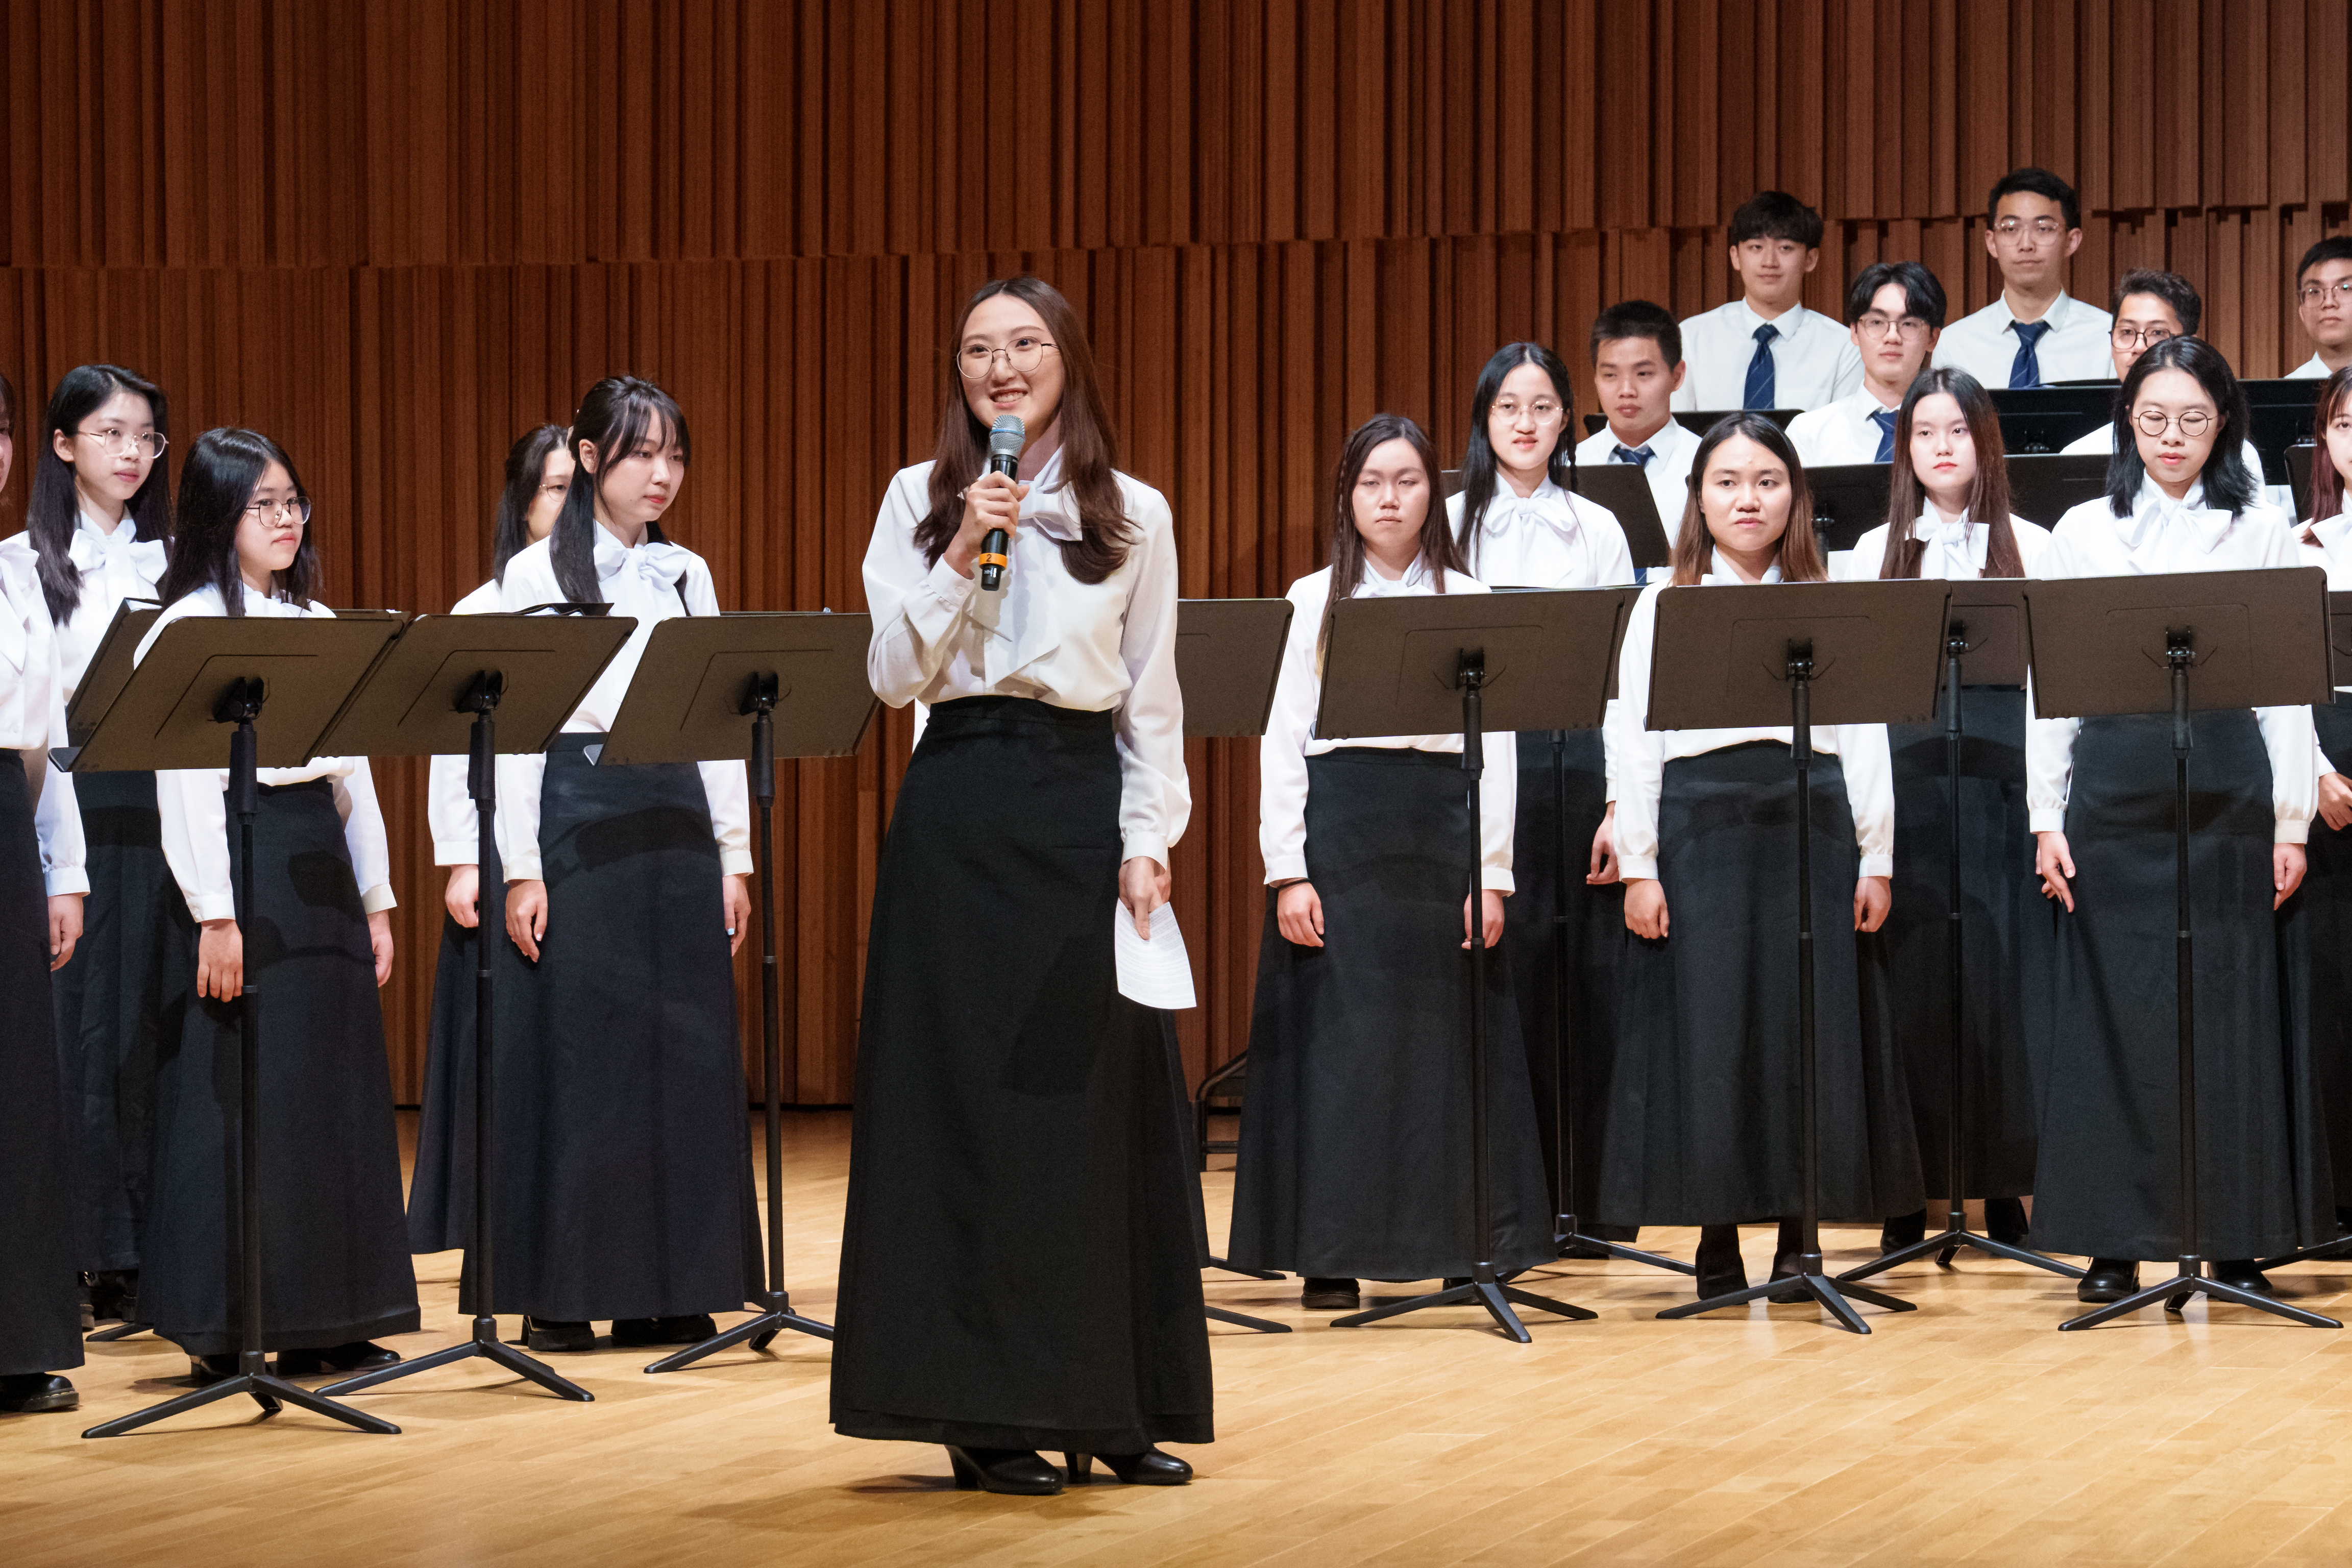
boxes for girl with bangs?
[2295,366,2352,1248]
[1230,412,1554,1313]
[1836,369,2052,1262]
[136,429,416,1382]
[490,378,761,1355]
[1602,415,1919,1304]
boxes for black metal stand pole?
[1547,728,1691,1276]
[1333,659,1595,1341]
[2061,637,2337,1330]
[647,678,834,1371]
[1841,629,2080,1285]
[322,674,593,1402]
[1659,643,1916,1334]
[88,683,398,1436]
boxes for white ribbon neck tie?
[595,533,694,596]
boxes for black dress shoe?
[1066,1446,1191,1485]
[2212,1260,2275,1295]
[189,1354,240,1384]
[0,1374,79,1413]
[612,1314,717,1347]
[2076,1258,2140,1302]
[1300,1278,1359,1310]
[1879,1208,1927,1253]
[524,1317,596,1352]
[1694,1224,1747,1300]
[277,1341,401,1377]
[89,1269,138,1324]
[1767,1217,1807,1302]
[946,1446,1063,1495]
[1984,1197,2030,1244]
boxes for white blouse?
[495,527,754,883]
[0,540,87,894]
[1259,559,1517,892]
[134,585,396,924]
[1445,479,1636,591]
[1606,569,1896,882]
[0,509,169,696]
[2299,514,2352,773]
[861,449,1187,867]
[2026,480,2316,842]
[1836,509,2054,582]
[426,578,503,865]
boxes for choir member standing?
[1229,412,1554,1306]
[1573,303,1702,548]
[1787,262,1945,469]
[137,429,416,1380]
[493,380,760,1352]
[0,371,90,1414]
[2029,337,2329,1301]
[1447,345,1638,1255]
[1836,370,2051,1254]
[1933,168,2114,389]
[3,364,182,1329]
[2287,239,2352,381]
[1602,416,1921,1301]
[406,424,570,1257]
[1674,192,1862,413]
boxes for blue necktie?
[1743,324,1779,409]
[1870,409,1898,463]
[2009,320,2053,389]
[1611,444,1655,468]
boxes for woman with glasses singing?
[835,275,1208,1497]
[1,364,182,1334]
[2029,336,2330,1306]
[136,430,418,1382]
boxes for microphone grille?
[989,414,1025,461]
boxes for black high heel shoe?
[1694,1224,1747,1300]
[946,1446,1064,1495]
[1066,1447,1192,1486]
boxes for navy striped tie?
[2009,321,2053,389]
[1871,409,1898,463]
[1743,324,1779,409]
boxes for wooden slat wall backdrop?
[2,0,2347,1103]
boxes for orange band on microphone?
[975,552,1009,570]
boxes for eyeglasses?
[243,498,313,527]
[1489,398,1563,424]
[1992,217,2066,240]
[2300,278,2352,306]
[2111,325,2177,350]
[75,426,167,460]
[957,336,1058,380]
[1856,314,1931,339]
[2130,408,2216,439]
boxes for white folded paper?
[1114,900,1197,1010]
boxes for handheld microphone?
[978,414,1023,592]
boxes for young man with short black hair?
[1673,191,1861,413]
[1574,301,1702,541]
[2288,237,2352,379]
[1787,261,1946,468]
[1933,168,2114,388]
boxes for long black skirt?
[2031,711,2331,1261]
[2304,694,2352,1211]
[1227,747,1554,1279]
[143,780,420,1356]
[469,733,760,1318]
[1504,729,1629,1230]
[831,696,1212,1453]
[51,768,193,1272]
[0,755,83,1377]
[405,823,522,1254]
[1597,742,1922,1226]
[1882,688,2041,1197]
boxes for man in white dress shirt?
[1932,168,2114,388]
[1673,191,1862,413]
[1574,300,1702,545]
[2287,237,2352,379]
[1787,262,1946,469]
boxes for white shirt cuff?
[721,850,755,878]
[1121,833,1170,870]
[193,893,239,924]
[432,837,478,867]
[1482,869,1515,894]
[360,884,398,915]
[927,552,978,604]
[1261,852,1307,885]
[504,851,545,883]
[45,869,90,897]
[2277,820,2311,846]
[2028,808,2067,834]
[1619,857,1659,881]
[1857,854,1894,879]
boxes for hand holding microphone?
[970,414,1024,592]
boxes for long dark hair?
[1454,341,1579,552]
[549,377,689,603]
[1670,414,1827,585]
[1878,369,2025,579]
[915,275,1133,585]
[493,423,569,584]
[1318,413,1458,659]
[153,429,317,617]
[2309,366,2352,524]
[2106,335,2256,517]
[27,363,174,622]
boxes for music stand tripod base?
[2059,1259,2342,1332]
[1656,1251,1916,1336]
[1332,1263,1596,1344]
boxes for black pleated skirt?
[1227,747,1554,1280]
[1882,688,2041,1197]
[143,779,420,1356]
[1503,729,1628,1229]
[2302,694,2352,1209]
[471,733,760,1318]
[50,768,193,1272]
[831,696,1212,1454]
[1597,742,1923,1225]
[0,755,83,1377]
[2031,711,2331,1261]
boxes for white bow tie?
[1019,480,1085,544]
[69,526,167,581]
[1480,487,1579,541]
[595,535,693,592]
[2121,496,2233,557]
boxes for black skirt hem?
[831,1406,1214,1451]
[161,1306,423,1359]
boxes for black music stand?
[72,614,408,1437]
[1647,578,1950,1334]
[1990,387,2114,453]
[1806,464,1893,553]
[1317,586,1639,1342]
[2288,443,2316,521]
[1570,464,1674,571]
[2006,454,2112,527]
[2025,569,2342,1331]
[2245,379,2319,484]
[309,609,637,1404]
[590,611,877,1372]
[1834,582,2082,1286]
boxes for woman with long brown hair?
[1600,415,1919,1304]
[837,275,1207,1496]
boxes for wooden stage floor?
[10,1110,2352,1567]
